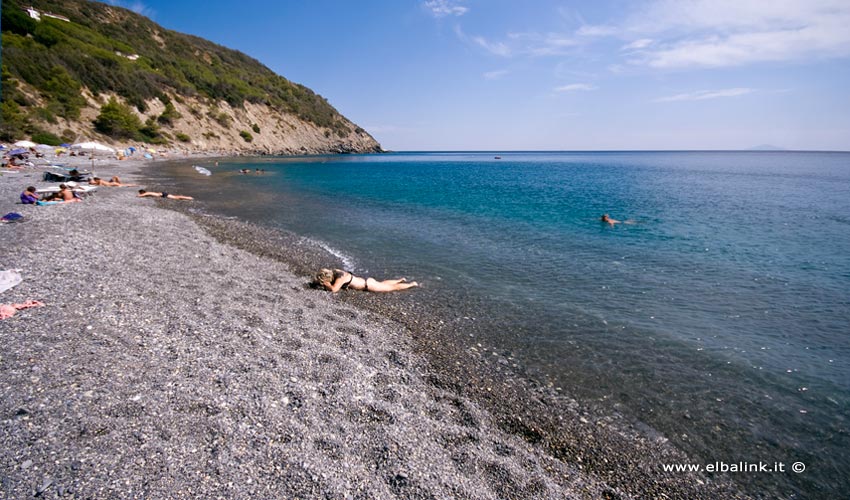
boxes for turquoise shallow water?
[151,151,849,497]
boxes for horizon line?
[383,149,850,154]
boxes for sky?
[105,0,850,151]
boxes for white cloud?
[483,69,509,80]
[622,38,653,50]
[654,87,755,102]
[554,83,597,92]
[423,0,468,18]
[625,0,850,68]
[576,25,617,37]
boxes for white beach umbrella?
[70,141,116,153]
[14,140,37,148]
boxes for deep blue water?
[151,151,850,497]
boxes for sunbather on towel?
[138,189,193,200]
[42,184,82,203]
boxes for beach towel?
[0,270,23,294]
[0,300,45,320]
[1,212,24,223]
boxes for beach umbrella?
[35,144,53,150]
[59,143,70,148]
[14,140,37,148]
[70,141,116,153]
[9,148,28,156]
[128,146,136,152]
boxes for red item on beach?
[0,300,45,320]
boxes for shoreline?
[0,155,744,498]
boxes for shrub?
[43,66,86,120]
[1,7,37,37]
[93,97,143,139]
[207,108,231,128]
[31,131,62,146]
[0,99,28,142]
[251,123,260,133]
[239,130,253,142]
[139,117,166,143]
[175,132,190,142]
[33,107,57,124]
[157,101,181,125]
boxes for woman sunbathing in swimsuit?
[138,189,194,200]
[90,176,138,187]
[315,268,418,293]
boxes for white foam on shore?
[310,238,357,271]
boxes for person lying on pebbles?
[137,189,194,201]
[43,184,82,203]
[315,268,418,293]
[89,176,138,187]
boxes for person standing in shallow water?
[315,268,419,293]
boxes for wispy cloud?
[624,0,850,68]
[483,69,509,80]
[576,25,617,37]
[622,38,653,50]
[463,31,581,57]
[423,0,468,18]
[554,83,597,92]
[654,87,755,102]
[472,35,512,57]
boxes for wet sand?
[0,156,745,498]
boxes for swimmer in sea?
[601,214,620,226]
[601,214,637,226]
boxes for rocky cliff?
[0,0,382,154]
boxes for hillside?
[0,0,382,154]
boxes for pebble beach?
[0,155,746,499]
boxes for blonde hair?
[316,268,334,284]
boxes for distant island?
[0,0,382,155]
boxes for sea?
[147,151,849,498]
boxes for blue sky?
[108,0,850,151]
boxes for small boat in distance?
[494,156,502,159]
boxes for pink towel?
[0,300,45,320]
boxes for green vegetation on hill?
[0,0,352,142]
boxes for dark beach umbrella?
[60,143,71,148]
[9,148,28,156]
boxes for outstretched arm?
[321,275,346,293]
